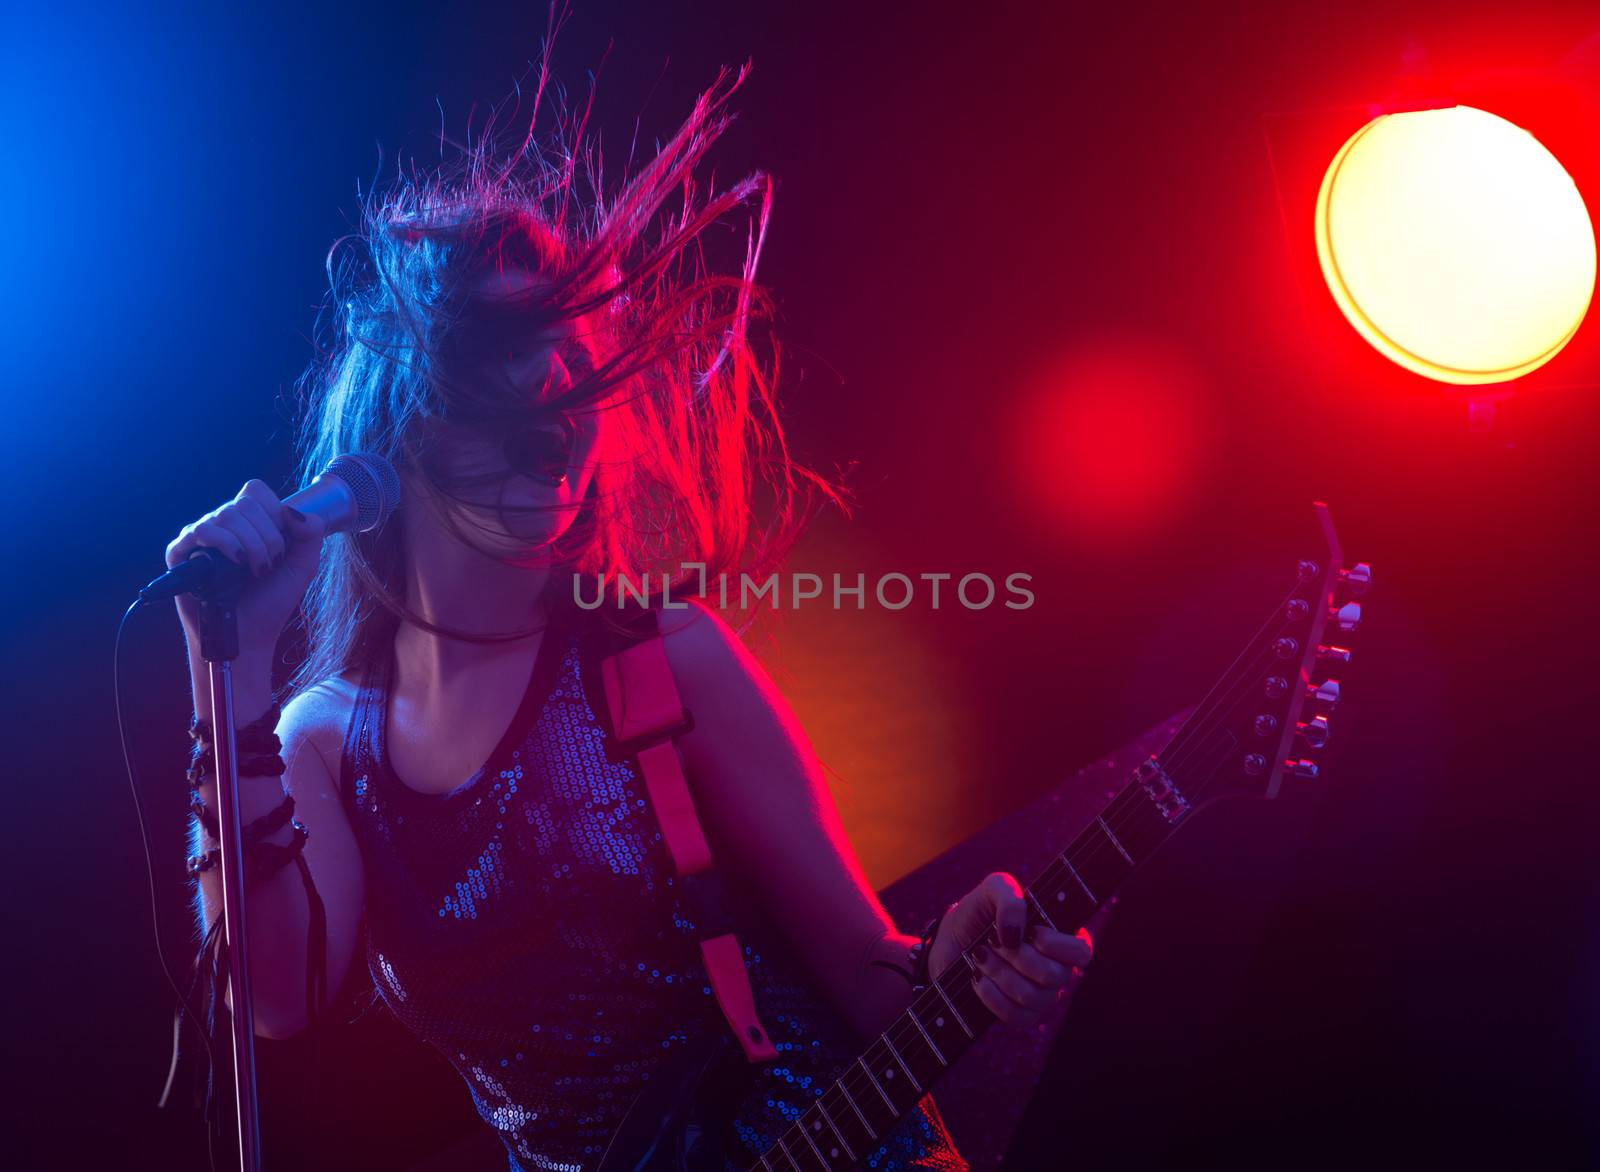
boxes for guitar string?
[1160,599,1336,797]
[807,964,990,1169]
[1161,634,1288,780]
[1087,627,1289,856]
[1156,580,1312,774]
[771,920,1022,1170]
[1039,597,1296,876]
[1162,585,1323,778]
[1149,582,1307,766]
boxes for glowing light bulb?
[1315,104,1595,385]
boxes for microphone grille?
[326,452,402,532]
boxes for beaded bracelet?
[186,819,309,880]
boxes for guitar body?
[603,504,1369,1172]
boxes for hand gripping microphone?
[138,452,402,604]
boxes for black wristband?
[189,789,296,842]
[186,750,287,787]
[189,701,283,753]
[910,902,955,989]
[869,902,956,993]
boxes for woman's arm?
[660,601,1091,1040]
[187,654,366,1039]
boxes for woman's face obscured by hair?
[407,266,611,560]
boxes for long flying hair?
[287,52,836,696]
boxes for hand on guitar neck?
[927,872,1095,1028]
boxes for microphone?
[139,452,402,603]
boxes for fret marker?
[858,1056,899,1117]
[817,1100,856,1162]
[934,980,973,1038]
[797,1119,829,1169]
[1061,855,1096,903]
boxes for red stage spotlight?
[1315,105,1596,387]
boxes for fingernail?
[285,506,306,522]
[1002,924,1022,951]
[973,944,990,964]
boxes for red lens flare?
[1012,338,1212,545]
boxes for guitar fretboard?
[750,773,1187,1172]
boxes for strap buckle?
[610,707,695,758]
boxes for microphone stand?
[196,576,263,1172]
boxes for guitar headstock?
[1150,502,1369,812]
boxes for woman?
[168,62,1091,1171]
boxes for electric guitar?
[599,502,1370,1172]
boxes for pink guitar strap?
[598,610,779,1063]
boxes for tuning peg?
[1285,758,1320,779]
[1329,601,1361,633]
[1317,645,1352,665]
[1308,678,1340,707]
[1339,563,1372,596]
[1296,714,1330,749]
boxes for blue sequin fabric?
[339,606,967,1172]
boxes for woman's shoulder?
[276,671,365,787]
[650,600,779,725]
[653,599,745,678]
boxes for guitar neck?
[751,769,1186,1172]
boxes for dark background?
[5,0,1597,1167]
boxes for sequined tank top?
[339,605,967,1172]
